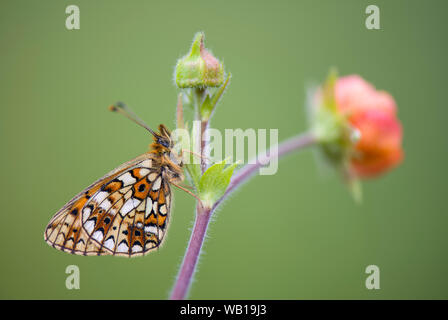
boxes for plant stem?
[170,204,211,300]
[200,120,208,173]
[170,131,316,299]
[216,132,316,206]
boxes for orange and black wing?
[44,153,172,257]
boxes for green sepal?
[200,73,231,120]
[198,159,238,208]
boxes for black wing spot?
[133,240,142,247]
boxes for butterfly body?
[44,124,184,257]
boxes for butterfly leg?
[181,149,213,164]
[170,181,203,206]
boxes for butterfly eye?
[158,138,170,148]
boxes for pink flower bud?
[334,75,404,178]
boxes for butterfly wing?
[44,153,172,257]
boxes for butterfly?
[44,103,191,257]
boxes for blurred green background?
[1,0,447,299]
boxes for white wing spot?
[145,197,153,218]
[152,177,161,191]
[93,191,109,204]
[153,201,158,214]
[148,172,158,182]
[104,238,115,250]
[99,199,112,211]
[92,230,104,242]
[120,198,141,216]
[159,204,167,215]
[118,172,137,186]
[139,168,150,177]
[141,159,152,168]
[82,206,92,223]
[84,219,95,234]
[144,225,158,234]
[132,244,143,253]
[117,242,129,253]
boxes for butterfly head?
[152,124,184,170]
[151,124,174,152]
[155,124,173,148]
[108,102,183,171]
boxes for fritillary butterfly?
[44,103,186,257]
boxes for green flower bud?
[175,32,224,88]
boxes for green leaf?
[200,94,214,120]
[198,159,238,208]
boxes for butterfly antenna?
[109,102,159,138]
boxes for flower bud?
[175,32,224,88]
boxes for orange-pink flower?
[334,75,403,178]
